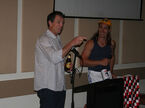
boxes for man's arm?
[110,40,116,77]
[81,40,110,67]
[62,36,87,58]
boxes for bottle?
[64,54,72,73]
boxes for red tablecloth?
[123,75,140,108]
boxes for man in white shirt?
[34,11,87,108]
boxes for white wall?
[140,79,145,94]
[140,79,145,108]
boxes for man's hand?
[70,36,87,47]
[99,58,110,66]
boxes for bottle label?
[66,62,71,69]
[101,69,112,80]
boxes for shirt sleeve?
[37,36,63,64]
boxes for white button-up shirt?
[34,29,65,91]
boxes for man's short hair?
[47,11,65,27]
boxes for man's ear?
[48,21,52,27]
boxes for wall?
[0,0,145,107]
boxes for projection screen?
[54,0,142,20]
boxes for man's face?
[98,23,110,39]
[49,15,64,36]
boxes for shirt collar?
[46,29,59,39]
